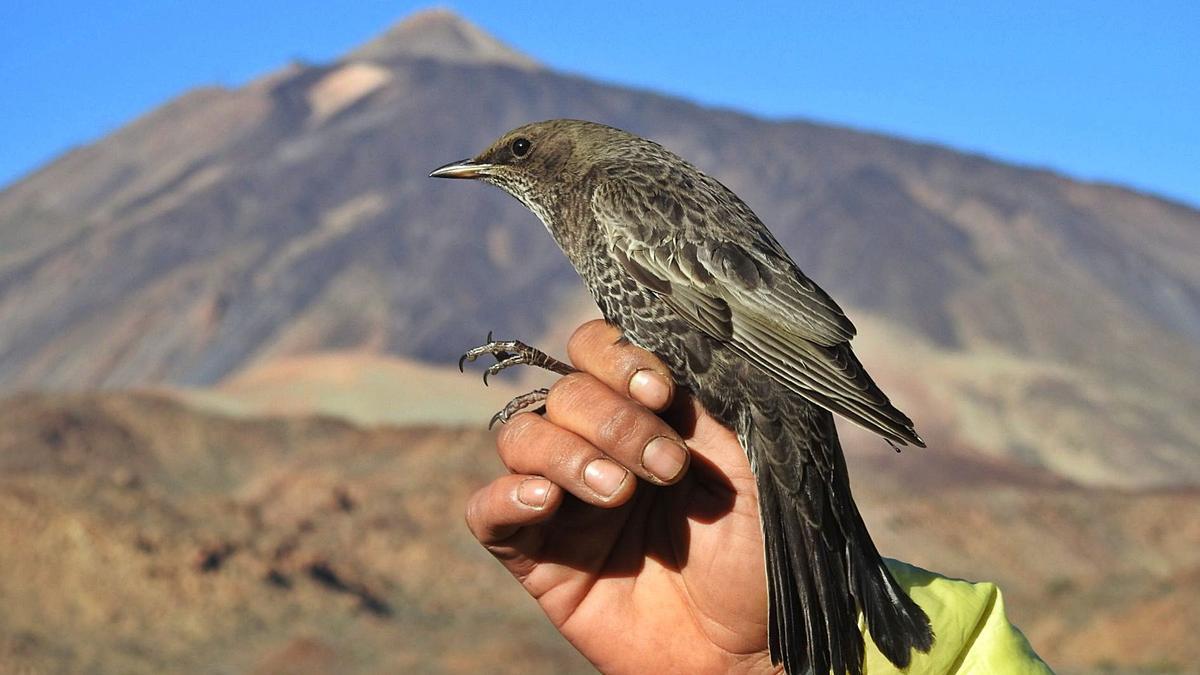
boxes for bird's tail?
[746,405,933,674]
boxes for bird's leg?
[488,388,550,430]
[458,331,577,385]
[459,332,577,429]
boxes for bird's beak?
[429,159,491,179]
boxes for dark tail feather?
[759,488,808,673]
[757,463,860,674]
[749,411,933,674]
[827,412,934,667]
[846,499,934,667]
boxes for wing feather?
[594,178,924,447]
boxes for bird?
[431,119,934,675]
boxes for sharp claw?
[484,360,506,385]
[462,337,570,420]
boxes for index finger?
[566,320,675,412]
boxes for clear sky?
[2,1,1197,206]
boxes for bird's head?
[430,119,638,217]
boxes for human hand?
[465,320,777,674]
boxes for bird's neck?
[518,182,600,270]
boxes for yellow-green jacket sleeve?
[862,560,1054,674]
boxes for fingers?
[567,320,674,411]
[545,372,690,486]
[497,412,638,505]
[465,474,563,546]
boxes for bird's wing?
[593,179,924,447]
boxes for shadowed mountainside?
[0,392,1195,675]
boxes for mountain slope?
[0,9,1197,485]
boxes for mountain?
[0,8,1198,488]
[0,392,1195,674]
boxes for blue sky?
[2,2,1197,206]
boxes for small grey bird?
[432,119,933,674]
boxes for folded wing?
[594,179,924,447]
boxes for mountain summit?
[348,8,540,70]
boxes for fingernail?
[641,436,688,483]
[583,458,628,498]
[517,478,551,508]
[629,369,671,410]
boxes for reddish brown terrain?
[0,393,590,674]
[0,393,1196,674]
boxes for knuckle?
[595,403,645,452]
[496,414,538,456]
[464,488,489,536]
[546,372,595,414]
[545,444,580,478]
[567,320,616,363]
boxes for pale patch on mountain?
[307,63,394,124]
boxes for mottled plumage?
[432,119,933,675]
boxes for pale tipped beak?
[429,159,492,179]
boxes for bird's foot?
[458,331,576,385]
[489,388,550,430]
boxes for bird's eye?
[511,138,532,158]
